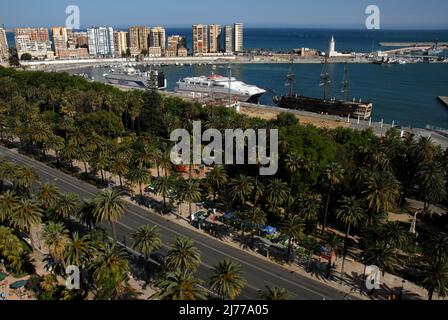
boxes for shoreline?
[18,55,374,72]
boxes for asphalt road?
[1,146,351,300]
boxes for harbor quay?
[19,54,374,71]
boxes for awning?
[261,226,278,235]
[9,280,28,290]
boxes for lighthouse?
[327,35,336,57]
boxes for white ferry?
[175,75,266,103]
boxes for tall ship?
[175,74,266,103]
[273,59,373,120]
[105,67,167,90]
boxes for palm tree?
[423,233,448,263]
[285,153,301,195]
[281,215,305,261]
[0,190,18,222]
[91,151,109,183]
[363,171,400,225]
[228,175,254,207]
[44,133,64,163]
[297,192,322,231]
[336,196,366,239]
[243,207,267,246]
[127,165,151,200]
[55,193,80,221]
[92,189,127,241]
[166,237,201,273]
[417,163,446,212]
[11,199,42,232]
[265,179,289,211]
[110,156,129,189]
[205,166,228,207]
[37,183,60,210]
[259,286,293,300]
[64,232,91,267]
[336,196,366,279]
[60,140,78,170]
[209,260,246,300]
[362,241,399,276]
[11,199,43,250]
[15,166,38,193]
[179,179,202,221]
[89,242,129,300]
[77,147,92,175]
[40,274,58,294]
[42,222,69,264]
[322,163,344,234]
[155,175,174,212]
[132,225,162,259]
[421,257,448,301]
[379,222,409,250]
[153,270,206,300]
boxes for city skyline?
[1,0,448,30]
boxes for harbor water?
[71,62,448,130]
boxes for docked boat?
[105,67,167,90]
[273,61,373,120]
[175,75,266,103]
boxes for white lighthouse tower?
[327,35,336,57]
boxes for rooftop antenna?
[320,56,331,100]
[341,63,349,101]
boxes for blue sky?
[1,0,448,29]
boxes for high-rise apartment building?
[15,27,54,60]
[192,24,208,55]
[74,32,88,48]
[166,35,187,57]
[167,35,187,50]
[51,27,68,51]
[209,24,222,53]
[114,31,128,56]
[129,26,149,53]
[234,23,243,52]
[0,28,8,62]
[150,27,166,51]
[15,27,49,42]
[224,25,233,53]
[87,27,115,56]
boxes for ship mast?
[286,56,296,97]
[341,63,349,101]
[228,63,232,108]
[320,56,331,100]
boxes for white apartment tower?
[87,27,115,56]
[234,23,243,52]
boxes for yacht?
[175,75,266,103]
